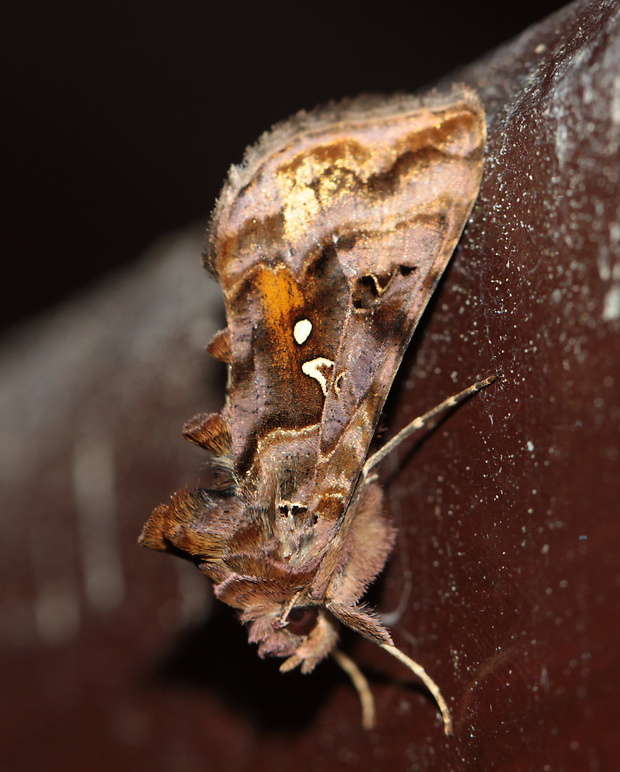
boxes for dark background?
[2,0,566,334]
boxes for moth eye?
[285,606,319,636]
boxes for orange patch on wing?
[255,263,304,324]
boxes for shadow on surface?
[153,604,342,733]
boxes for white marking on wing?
[301,357,335,396]
[293,319,313,345]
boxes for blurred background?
[2,0,566,334]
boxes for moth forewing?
[140,86,487,735]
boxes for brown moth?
[140,87,487,733]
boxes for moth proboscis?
[140,87,491,735]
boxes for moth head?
[239,599,339,675]
[141,487,339,675]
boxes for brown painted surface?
[1,1,619,769]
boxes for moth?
[140,87,488,733]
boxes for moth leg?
[332,649,375,731]
[363,372,500,479]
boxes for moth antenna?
[332,649,375,731]
[278,591,304,625]
[363,372,500,477]
[380,643,453,736]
